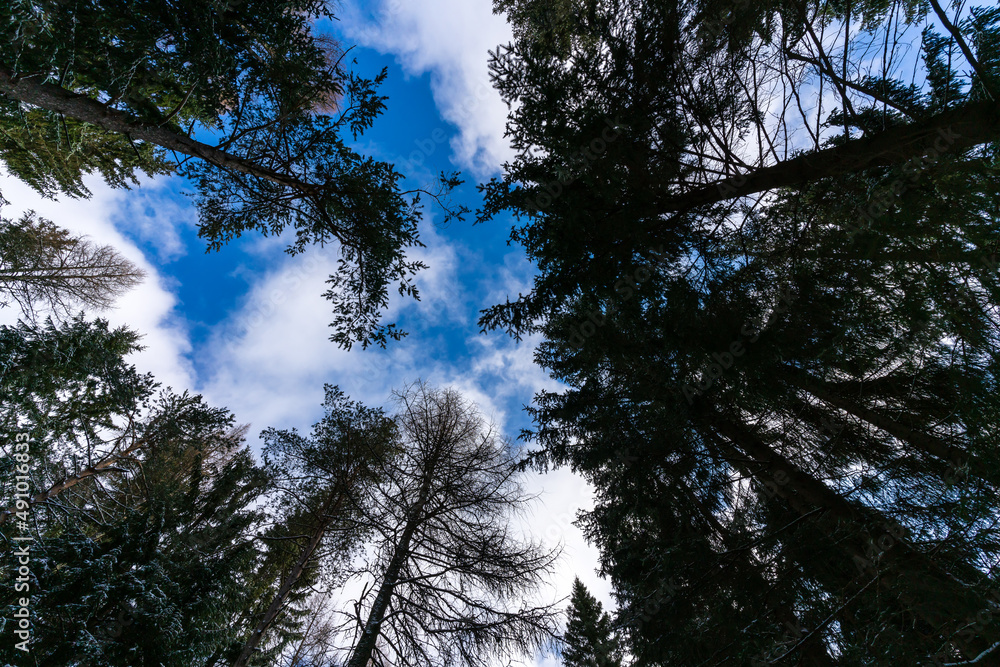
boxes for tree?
[0,0,465,348]
[0,315,153,458]
[0,389,270,666]
[0,314,276,666]
[225,385,399,667]
[0,209,145,319]
[276,593,341,667]
[344,383,560,667]
[561,579,621,667]
[483,0,1000,663]
[0,315,155,533]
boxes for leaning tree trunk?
[231,483,346,667]
[705,409,999,660]
[0,67,318,194]
[0,433,150,525]
[346,456,439,667]
[675,479,839,666]
[659,99,1000,212]
[777,364,992,485]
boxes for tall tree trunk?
[231,484,346,667]
[0,68,317,194]
[659,99,1000,212]
[706,411,999,659]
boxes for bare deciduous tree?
[343,382,560,667]
[278,593,341,667]
[228,386,398,667]
[0,210,145,318]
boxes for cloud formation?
[341,0,515,177]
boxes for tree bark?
[346,458,439,667]
[0,68,317,194]
[660,99,1000,212]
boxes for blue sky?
[0,1,611,664]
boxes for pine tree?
[562,579,621,667]
[484,0,1000,663]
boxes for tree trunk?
[707,411,999,659]
[0,434,149,525]
[0,68,317,194]
[659,99,1000,212]
[676,479,838,666]
[231,484,346,667]
[346,457,440,667]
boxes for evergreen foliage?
[484,0,1000,663]
[561,578,621,667]
[0,0,465,348]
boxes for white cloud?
[108,177,197,262]
[341,0,515,178]
[0,4,614,654]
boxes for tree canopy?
[0,0,466,348]
[482,0,1000,663]
[4,0,1000,665]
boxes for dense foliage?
[0,0,465,348]
[484,0,1000,663]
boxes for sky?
[0,1,613,664]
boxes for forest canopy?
[1,0,1000,665]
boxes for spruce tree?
[0,390,269,666]
[562,578,621,667]
[484,0,1000,663]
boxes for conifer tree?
[562,578,621,667]
[0,0,464,348]
[0,390,269,666]
[344,383,560,667]
[226,385,399,667]
[0,210,145,319]
[485,0,1000,663]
